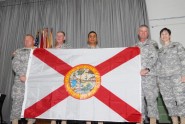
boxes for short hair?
[160,28,171,36]
[24,34,34,41]
[88,31,97,38]
[57,31,65,36]
[87,31,98,45]
[56,31,66,43]
[139,24,149,29]
[138,25,149,40]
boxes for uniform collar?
[137,39,150,46]
[159,41,175,53]
[162,41,174,48]
[57,43,67,48]
[22,46,35,50]
[87,45,99,49]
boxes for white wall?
[146,0,185,47]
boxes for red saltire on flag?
[22,47,141,122]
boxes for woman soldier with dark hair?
[157,28,185,124]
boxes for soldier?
[86,31,99,49]
[51,31,71,124]
[85,31,102,124]
[55,31,71,49]
[157,28,185,124]
[11,34,35,124]
[135,25,159,124]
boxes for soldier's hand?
[12,51,16,56]
[140,69,149,76]
[181,76,185,83]
[19,75,26,83]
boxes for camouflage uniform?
[157,42,185,116]
[136,39,159,119]
[87,45,103,124]
[87,45,99,49]
[53,43,71,124]
[11,48,31,121]
[57,42,72,49]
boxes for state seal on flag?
[64,64,101,99]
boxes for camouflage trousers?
[10,76,25,121]
[158,75,185,116]
[141,76,159,119]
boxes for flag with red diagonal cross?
[21,47,141,122]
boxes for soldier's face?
[24,36,34,48]
[56,32,65,44]
[138,27,149,41]
[160,31,171,43]
[88,33,97,44]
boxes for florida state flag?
[22,47,141,122]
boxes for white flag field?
[21,47,142,122]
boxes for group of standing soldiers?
[10,25,185,124]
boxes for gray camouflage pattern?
[142,76,159,118]
[136,39,159,119]
[58,42,72,49]
[157,42,185,116]
[157,42,185,77]
[11,48,31,120]
[87,45,99,49]
[136,39,158,76]
[158,75,185,116]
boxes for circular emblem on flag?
[64,64,101,100]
